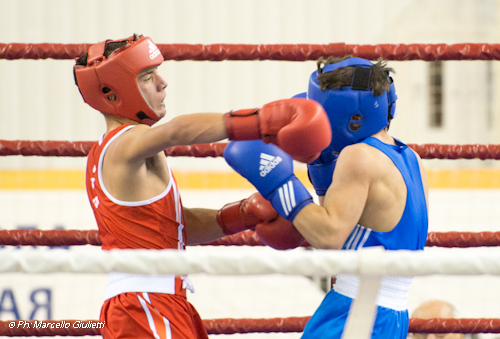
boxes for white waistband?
[104,272,194,300]
[334,274,412,311]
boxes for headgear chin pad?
[74,35,164,126]
[307,57,397,152]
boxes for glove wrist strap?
[268,176,313,222]
[224,110,260,140]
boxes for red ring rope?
[0,141,226,158]
[1,43,500,61]
[1,229,500,248]
[1,318,499,336]
[2,140,500,160]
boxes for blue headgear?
[295,57,397,152]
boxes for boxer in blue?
[224,56,429,339]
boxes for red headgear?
[74,35,164,126]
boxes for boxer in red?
[74,34,331,338]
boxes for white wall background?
[2,0,500,338]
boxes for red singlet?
[86,125,208,339]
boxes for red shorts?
[99,292,208,339]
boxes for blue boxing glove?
[307,145,338,196]
[224,140,313,222]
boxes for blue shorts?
[301,291,409,339]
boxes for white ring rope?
[2,247,500,276]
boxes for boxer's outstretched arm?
[115,113,228,162]
[183,193,304,249]
[116,98,331,163]
[183,193,279,246]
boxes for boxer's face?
[138,66,168,119]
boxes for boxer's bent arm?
[183,207,227,246]
[292,146,372,249]
[119,113,228,163]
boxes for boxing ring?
[2,42,500,337]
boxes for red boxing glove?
[224,98,332,163]
[216,193,278,235]
[255,217,305,250]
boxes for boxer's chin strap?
[136,111,150,122]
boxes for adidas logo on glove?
[259,153,282,177]
[148,40,161,59]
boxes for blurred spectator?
[410,300,467,339]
